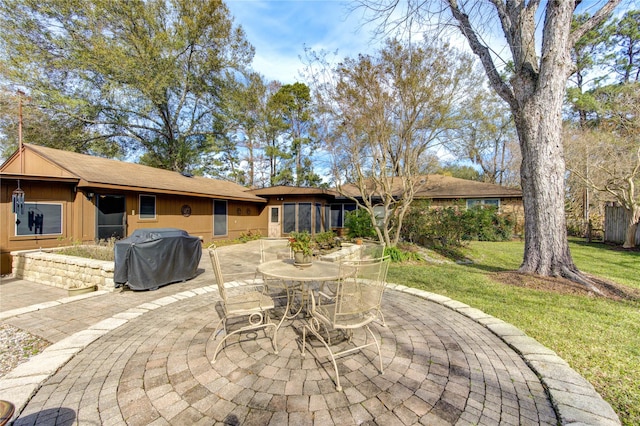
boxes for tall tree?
[309,37,475,247]
[447,84,520,185]
[605,10,640,83]
[359,0,621,292]
[269,82,319,186]
[0,0,253,172]
[0,89,119,160]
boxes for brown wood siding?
[1,179,82,274]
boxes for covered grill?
[114,228,202,290]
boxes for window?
[270,206,280,223]
[330,203,356,228]
[213,200,227,236]
[15,202,63,236]
[466,199,500,209]
[373,205,386,226]
[139,195,156,219]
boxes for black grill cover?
[114,228,202,290]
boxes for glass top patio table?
[256,259,346,282]
[257,259,353,319]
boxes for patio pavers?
[0,241,621,425]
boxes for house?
[0,143,267,274]
[1,144,523,274]
[339,174,524,231]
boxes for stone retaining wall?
[11,249,115,292]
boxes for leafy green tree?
[605,10,640,83]
[269,82,318,186]
[566,13,609,128]
[0,0,253,172]
[0,88,119,160]
[434,164,482,182]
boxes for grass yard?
[388,238,640,426]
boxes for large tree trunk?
[515,99,575,277]
[507,3,603,294]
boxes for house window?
[330,203,356,228]
[213,200,227,236]
[15,202,63,236]
[373,205,386,226]
[139,195,156,219]
[466,199,500,209]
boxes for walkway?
[0,241,620,425]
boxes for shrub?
[313,231,340,250]
[345,209,377,239]
[383,246,423,262]
[401,202,514,249]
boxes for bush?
[383,246,423,262]
[313,231,340,250]
[345,209,377,239]
[401,202,514,248]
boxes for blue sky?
[226,0,378,83]
[225,1,636,85]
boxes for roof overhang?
[0,173,79,184]
[76,180,267,202]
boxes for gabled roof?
[1,144,265,202]
[339,175,522,199]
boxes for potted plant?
[288,231,315,266]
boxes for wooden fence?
[604,205,640,245]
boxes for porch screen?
[283,203,296,233]
[298,203,312,233]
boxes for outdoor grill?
[114,228,202,290]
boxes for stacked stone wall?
[10,249,115,292]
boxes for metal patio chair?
[259,238,298,314]
[260,238,292,263]
[301,256,391,391]
[359,240,386,260]
[208,246,279,362]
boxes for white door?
[268,206,281,237]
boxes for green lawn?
[388,239,640,426]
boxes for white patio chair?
[359,240,386,260]
[301,256,391,391]
[260,238,292,263]
[259,238,299,314]
[208,246,279,362]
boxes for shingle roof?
[249,185,341,197]
[23,144,265,202]
[339,175,521,199]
